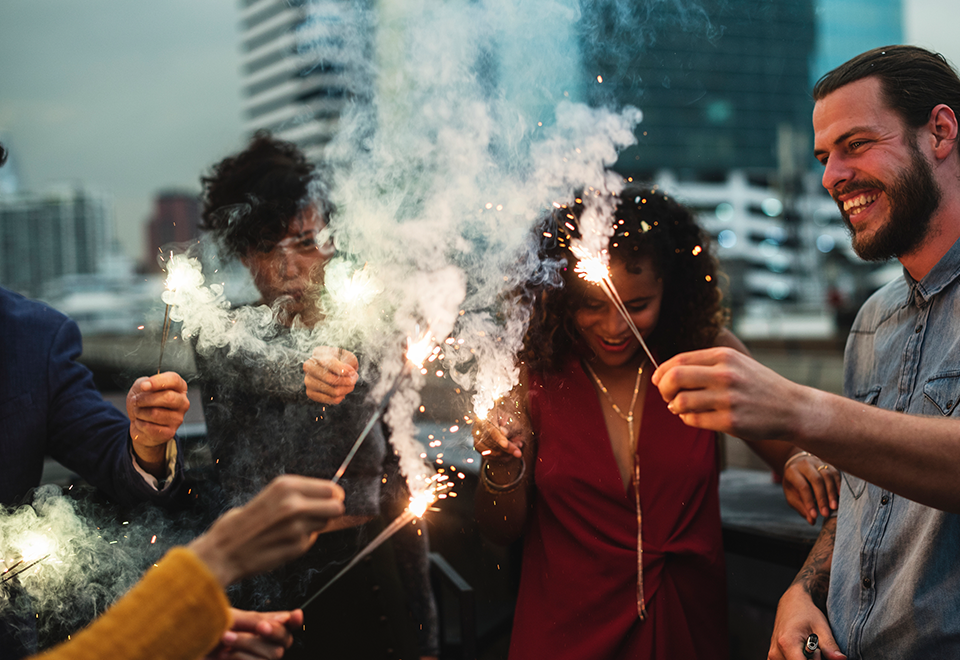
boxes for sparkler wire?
[330,362,412,485]
[0,555,50,585]
[299,509,416,609]
[157,303,172,374]
[597,276,658,369]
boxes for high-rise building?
[585,0,816,177]
[0,185,113,297]
[145,190,201,272]
[237,0,361,161]
[812,0,902,83]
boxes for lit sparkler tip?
[408,490,435,518]
[405,330,438,368]
[573,254,610,284]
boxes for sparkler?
[570,245,659,369]
[300,476,448,609]
[157,255,192,373]
[0,555,50,585]
[330,329,439,485]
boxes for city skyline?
[1,0,958,262]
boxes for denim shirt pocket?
[842,386,881,500]
[922,372,960,417]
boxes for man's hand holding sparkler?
[652,346,811,442]
[126,371,190,479]
[303,346,359,404]
[653,346,841,523]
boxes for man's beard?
[837,143,941,262]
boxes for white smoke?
[164,0,652,490]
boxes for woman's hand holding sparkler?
[303,346,359,404]
[188,474,345,588]
[473,417,525,460]
[473,403,535,545]
[126,371,190,477]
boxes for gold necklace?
[582,360,644,443]
[581,359,649,621]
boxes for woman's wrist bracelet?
[481,457,526,494]
[783,450,812,471]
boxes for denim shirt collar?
[904,236,960,307]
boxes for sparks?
[299,476,449,609]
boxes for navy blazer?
[0,287,183,508]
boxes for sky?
[1,0,959,264]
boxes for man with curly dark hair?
[473,184,833,660]
[195,132,438,660]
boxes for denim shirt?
[830,238,960,659]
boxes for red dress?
[508,358,728,660]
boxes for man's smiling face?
[813,76,941,262]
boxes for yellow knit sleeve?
[31,546,232,660]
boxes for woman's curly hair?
[199,130,334,255]
[521,184,727,372]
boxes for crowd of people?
[2,42,960,660]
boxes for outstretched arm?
[653,347,960,513]
[32,475,344,660]
[713,331,840,524]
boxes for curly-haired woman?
[474,184,839,659]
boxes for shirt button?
[881,495,889,505]
[915,326,922,333]
[863,577,872,588]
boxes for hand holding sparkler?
[303,346,359,405]
[472,376,531,461]
[126,372,190,478]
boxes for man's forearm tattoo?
[791,516,836,612]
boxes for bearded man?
[653,45,960,659]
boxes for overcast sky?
[1,0,958,263]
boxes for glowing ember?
[405,330,438,369]
[570,246,609,284]
[18,531,56,563]
[300,475,450,609]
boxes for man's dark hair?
[199,130,334,255]
[813,45,960,134]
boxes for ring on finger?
[817,464,830,472]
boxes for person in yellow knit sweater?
[29,475,345,660]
